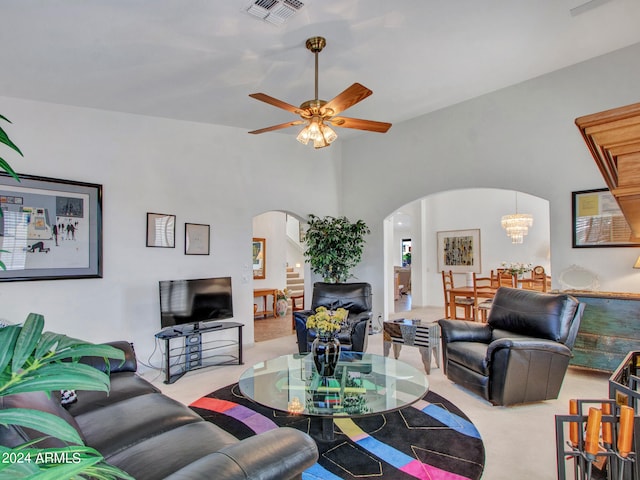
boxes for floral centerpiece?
[501,261,532,276]
[306,306,348,339]
[276,288,290,301]
[306,307,348,377]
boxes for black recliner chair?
[438,287,585,406]
[294,282,372,354]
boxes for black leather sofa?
[438,287,585,406]
[0,341,318,480]
[294,282,372,354]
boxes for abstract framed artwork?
[0,172,102,281]
[252,237,266,279]
[572,188,640,248]
[146,212,176,248]
[185,223,210,255]
[437,228,481,274]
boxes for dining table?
[448,285,497,321]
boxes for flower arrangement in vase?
[306,307,348,377]
[306,307,347,339]
[501,261,533,276]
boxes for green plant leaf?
[1,363,111,396]
[33,331,64,359]
[0,325,21,373]
[0,122,24,157]
[51,333,95,352]
[0,409,84,444]
[45,344,124,364]
[12,314,45,373]
[0,157,19,182]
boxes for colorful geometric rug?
[190,384,485,480]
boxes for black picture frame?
[572,188,640,248]
[146,212,176,248]
[0,172,102,282]
[185,223,210,255]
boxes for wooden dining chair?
[473,273,495,322]
[494,269,517,288]
[290,293,305,330]
[441,270,474,320]
[520,265,550,292]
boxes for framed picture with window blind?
[572,188,640,247]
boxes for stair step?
[287,278,304,285]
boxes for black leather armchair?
[294,282,372,354]
[438,287,585,406]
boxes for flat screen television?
[159,276,233,332]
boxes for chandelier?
[501,193,533,244]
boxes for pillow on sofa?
[60,389,78,406]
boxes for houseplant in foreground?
[0,314,133,479]
[303,214,370,283]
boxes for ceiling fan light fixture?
[321,124,337,144]
[297,116,337,148]
[249,35,391,144]
[296,124,311,145]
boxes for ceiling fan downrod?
[306,36,326,106]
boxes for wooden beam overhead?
[576,102,640,236]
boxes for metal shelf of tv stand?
[155,322,243,384]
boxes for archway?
[252,210,307,342]
[383,188,550,319]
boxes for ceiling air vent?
[245,0,306,26]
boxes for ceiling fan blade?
[322,83,373,116]
[249,93,301,114]
[249,120,305,135]
[329,116,392,133]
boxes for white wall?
[343,42,640,320]
[0,96,341,368]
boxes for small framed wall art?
[436,228,481,274]
[146,212,176,248]
[185,223,210,255]
[252,237,266,279]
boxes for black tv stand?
[155,322,243,384]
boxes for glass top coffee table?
[238,351,428,441]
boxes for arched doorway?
[252,210,306,342]
[384,188,550,318]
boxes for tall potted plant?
[303,214,371,283]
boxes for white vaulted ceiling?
[1,1,640,140]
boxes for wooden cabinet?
[567,290,640,372]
